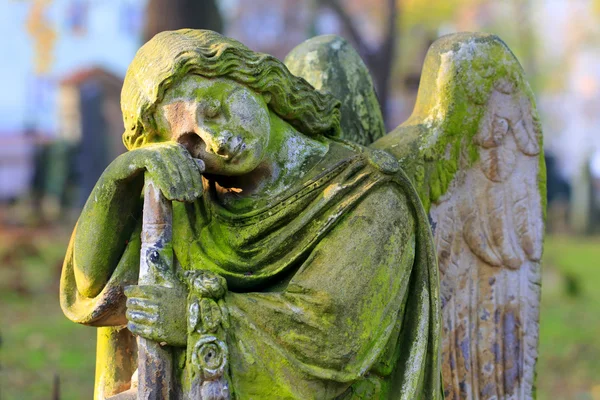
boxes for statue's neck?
[208,113,329,212]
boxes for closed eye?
[204,99,222,120]
[205,104,220,119]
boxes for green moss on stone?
[373,33,545,213]
[285,35,386,147]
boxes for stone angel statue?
[286,33,545,399]
[60,30,443,399]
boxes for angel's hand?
[125,284,188,347]
[106,142,205,203]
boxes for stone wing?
[430,80,543,400]
[372,33,545,400]
[284,34,385,146]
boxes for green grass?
[0,230,96,400]
[537,236,600,399]
[0,233,599,399]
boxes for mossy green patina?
[285,35,386,147]
[60,30,442,399]
[371,33,545,399]
[372,33,545,213]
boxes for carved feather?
[373,33,544,400]
[511,160,543,262]
[512,96,541,156]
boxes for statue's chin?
[206,174,241,189]
[205,162,270,196]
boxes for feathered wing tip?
[284,35,386,146]
[373,33,545,399]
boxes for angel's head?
[120,29,340,174]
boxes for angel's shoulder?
[346,162,416,230]
[335,138,401,175]
[345,181,415,239]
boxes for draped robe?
[60,140,442,399]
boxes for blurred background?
[0,0,599,398]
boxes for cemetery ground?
[1,227,599,400]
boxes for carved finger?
[178,145,205,198]
[179,161,201,202]
[127,322,155,340]
[182,156,204,201]
[146,158,179,201]
[124,285,143,298]
[126,309,158,324]
[187,270,227,298]
[170,144,199,201]
[139,284,166,299]
[154,146,187,200]
[161,148,188,202]
[126,297,158,312]
[169,143,203,201]
[194,158,205,173]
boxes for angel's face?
[154,75,271,176]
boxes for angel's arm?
[68,143,204,299]
[71,155,144,298]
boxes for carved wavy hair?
[121,29,342,150]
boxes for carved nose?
[213,137,228,156]
[209,132,232,158]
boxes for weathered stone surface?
[373,33,545,400]
[59,28,544,400]
[285,35,385,146]
[60,29,442,399]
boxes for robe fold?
[60,140,442,399]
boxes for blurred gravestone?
[590,151,600,233]
[143,0,222,41]
[58,68,125,211]
[545,153,571,234]
[570,155,595,235]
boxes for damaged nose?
[213,137,228,157]
[209,131,233,158]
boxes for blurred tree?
[594,0,600,15]
[401,0,477,28]
[512,0,537,80]
[395,0,480,85]
[26,0,56,75]
[314,0,480,126]
[143,0,222,42]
